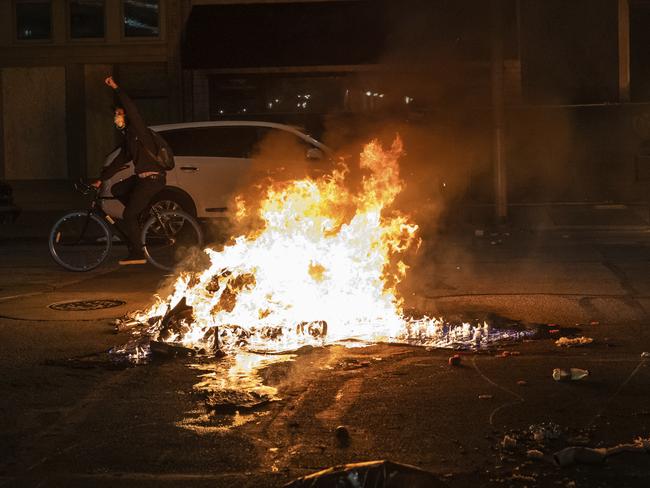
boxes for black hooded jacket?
[100,88,164,181]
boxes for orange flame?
[133,137,513,355]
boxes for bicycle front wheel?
[49,211,112,271]
[142,210,204,271]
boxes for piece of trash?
[149,340,195,357]
[113,318,144,333]
[641,352,650,358]
[554,446,606,467]
[335,425,350,447]
[502,435,517,449]
[526,449,544,460]
[555,336,593,347]
[529,423,563,442]
[478,394,493,400]
[474,229,484,237]
[510,474,536,482]
[448,354,462,366]
[516,380,528,386]
[283,460,449,487]
[553,368,589,382]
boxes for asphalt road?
[2,227,650,487]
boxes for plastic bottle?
[552,368,590,381]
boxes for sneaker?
[119,252,147,265]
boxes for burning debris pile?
[113,138,532,361]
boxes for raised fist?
[104,76,118,90]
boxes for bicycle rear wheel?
[142,210,204,271]
[49,211,112,271]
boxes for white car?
[100,121,331,220]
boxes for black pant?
[111,174,166,252]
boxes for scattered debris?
[529,423,563,443]
[448,354,462,366]
[502,435,517,449]
[526,449,544,460]
[335,425,350,447]
[552,368,589,382]
[555,336,593,347]
[113,318,142,333]
[554,446,606,467]
[284,460,448,487]
[552,437,650,466]
[150,340,195,358]
[510,473,536,482]
[478,394,493,400]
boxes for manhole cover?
[48,299,126,311]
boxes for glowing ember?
[124,138,530,359]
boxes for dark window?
[70,0,104,38]
[16,0,51,40]
[162,127,258,158]
[123,0,159,37]
[631,2,650,102]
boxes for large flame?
[130,137,527,356]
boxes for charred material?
[150,340,195,357]
[213,272,256,313]
[158,297,194,341]
[297,320,328,339]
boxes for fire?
[128,137,528,357]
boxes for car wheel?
[146,191,197,235]
[149,190,196,217]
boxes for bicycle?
[49,181,203,272]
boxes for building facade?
[0,0,186,181]
[2,0,650,208]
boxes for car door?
[162,126,256,218]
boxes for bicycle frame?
[73,182,129,243]
[77,182,175,245]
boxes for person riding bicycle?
[91,76,167,265]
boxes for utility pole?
[491,0,507,222]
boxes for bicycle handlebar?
[74,180,100,196]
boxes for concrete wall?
[501,104,650,203]
[2,67,67,179]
